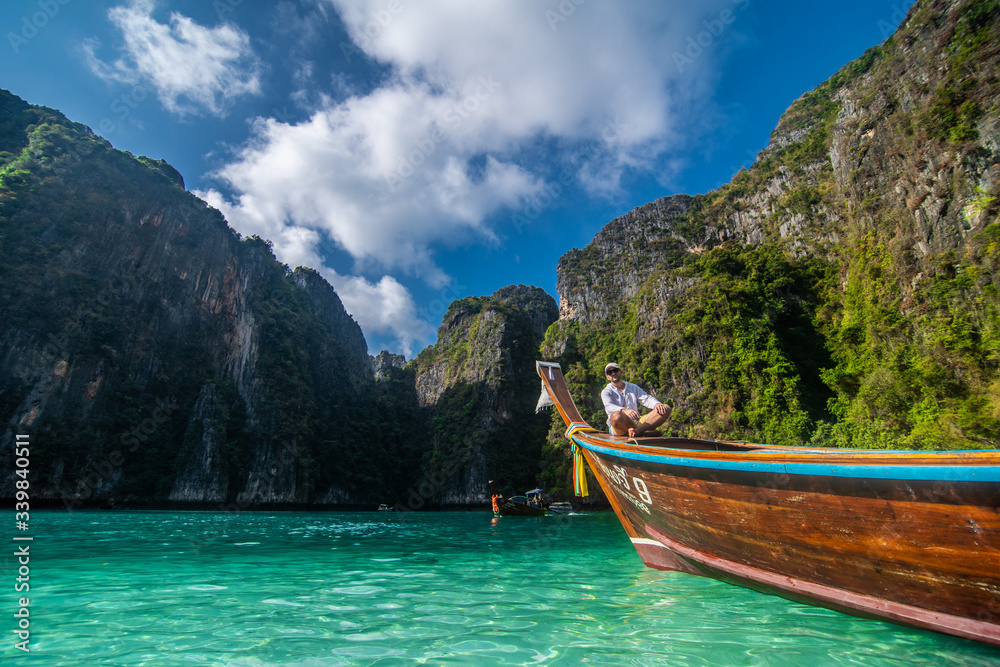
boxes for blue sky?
[2,0,914,357]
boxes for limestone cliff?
[547,0,1000,452]
[0,89,378,506]
[408,285,559,504]
[0,88,562,507]
[560,0,998,330]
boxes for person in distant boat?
[601,362,671,437]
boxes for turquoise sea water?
[3,510,999,666]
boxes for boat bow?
[535,360,1000,646]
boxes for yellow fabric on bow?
[565,422,595,496]
[571,443,589,497]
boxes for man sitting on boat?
[601,362,671,437]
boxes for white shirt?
[601,382,661,425]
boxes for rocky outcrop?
[372,350,406,382]
[0,90,377,506]
[559,0,999,333]
[0,88,563,507]
[408,285,558,503]
[169,385,228,502]
[292,267,371,393]
[547,0,1000,451]
[556,195,695,324]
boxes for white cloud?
[200,187,430,357]
[84,0,262,117]
[201,0,736,353]
[325,273,434,358]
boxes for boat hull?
[535,358,1000,645]
[489,480,547,516]
[494,499,546,517]
[579,438,1000,645]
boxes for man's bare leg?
[609,411,636,437]
[632,407,671,437]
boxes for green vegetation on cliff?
[407,285,558,502]
[544,0,1000,488]
[4,0,999,508]
[549,245,834,445]
[0,91,558,506]
[0,88,394,505]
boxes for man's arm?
[632,384,662,410]
[601,386,624,416]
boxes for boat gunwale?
[574,430,1000,468]
[575,434,1000,482]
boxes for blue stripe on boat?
[576,438,1000,482]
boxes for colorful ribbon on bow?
[565,422,596,497]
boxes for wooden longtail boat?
[536,360,1000,646]
[489,480,546,516]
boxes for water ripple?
[18,510,1000,666]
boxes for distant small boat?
[377,504,393,511]
[547,502,573,512]
[536,360,1000,646]
[489,481,546,516]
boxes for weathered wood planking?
[536,360,1000,646]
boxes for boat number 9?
[633,478,651,504]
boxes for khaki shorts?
[609,411,655,437]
